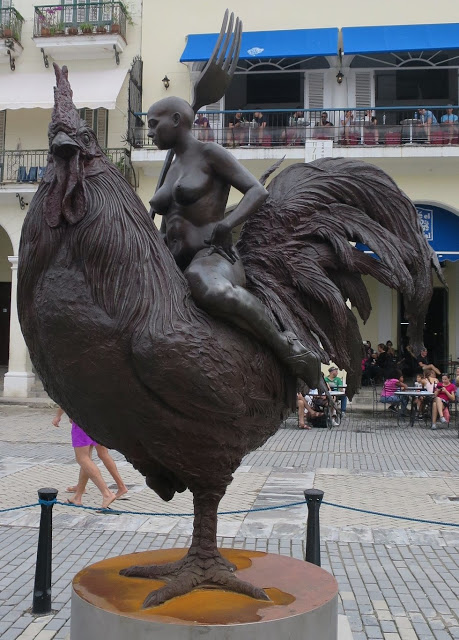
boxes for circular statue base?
[71,548,338,640]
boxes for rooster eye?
[82,133,91,146]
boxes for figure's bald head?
[148,97,194,129]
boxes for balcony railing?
[133,106,459,149]
[0,7,25,43]
[0,148,136,188]
[33,2,127,39]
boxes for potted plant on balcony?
[37,6,61,37]
[68,25,78,35]
[2,24,13,38]
[80,22,93,34]
[55,22,65,36]
[96,23,106,33]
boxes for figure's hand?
[52,417,60,427]
[205,222,238,264]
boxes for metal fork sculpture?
[155,9,242,193]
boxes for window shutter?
[0,111,5,152]
[96,108,108,147]
[355,72,372,108]
[80,108,93,128]
[306,72,324,124]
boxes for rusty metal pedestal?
[71,548,338,639]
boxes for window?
[247,72,301,105]
[395,69,449,101]
[78,108,108,147]
[63,0,110,25]
[0,0,12,9]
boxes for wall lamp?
[162,75,170,90]
[336,71,344,85]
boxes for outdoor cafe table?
[395,390,435,426]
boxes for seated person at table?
[422,368,439,393]
[416,347,440,376]
[297,391,321,429]
[227,110,245,146]
[380,369,408,413]
[324,365,347,415]
[431,373,455,430]
[341,110,355,143]
[417,108,438,143]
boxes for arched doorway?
[0,225,13,366]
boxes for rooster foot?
[120,551,236,580]
[120,552,268,608]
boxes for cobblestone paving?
[0,406,458,639]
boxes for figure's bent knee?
[186,271,240,315]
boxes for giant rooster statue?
[18,63,441,608]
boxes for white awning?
[0,68,127,110]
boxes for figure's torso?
[150,146,231,269]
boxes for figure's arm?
[429,363,441,375]
[52,406,64,427]
[204,144,268,260]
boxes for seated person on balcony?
[431,373,455,430]
[380,369,408,414]
[440,106,458,143]
[341,110,355,143]
[289,109,306,126]
[194,113,212,142]
[313,111,333,139]
[417,108,438,143]
[324,366,347,415]
[227,110,245,146]
[365,114,379,144]
[252,111,267,144]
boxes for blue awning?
[356,205,459,262]
[180,28,338,62]
[342,23,459,55]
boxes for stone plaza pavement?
[0,404,458,639]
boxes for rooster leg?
[120,489,270,608]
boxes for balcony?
[33,2,128,65]
[0,148,136,189]
[131,106,459,168]
[0,7,24,69]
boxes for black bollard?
[304,488,324,567]
[32,487,58,615]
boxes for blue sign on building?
[416,206,433,241]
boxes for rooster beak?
[51,131,79,159]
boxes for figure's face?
[147,107,177,150]
[421,349,427,357]
[329,370,337,378]
[447,108,453,114]
[442,375,449,385]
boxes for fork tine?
[224,17,242,74]
[216,11,234,67]
[206,9,228,70]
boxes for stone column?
[3,256,35,397]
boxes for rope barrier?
[0,498,457,528]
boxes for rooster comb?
[49,63,82,139]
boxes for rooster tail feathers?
[238,159,435,393]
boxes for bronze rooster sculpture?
[18,65,441,608]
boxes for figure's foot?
[101,492,117,510]
[66,496,83,506]
[120,551,268,608]
[281,332,321,386]
[115,486,129,499]
[66,486,87,493]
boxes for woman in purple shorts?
[53,409,127,509]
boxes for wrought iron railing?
[0,7,24,42]
[133,106,459,149]
[0,148,136,188]
[33,2,128,39]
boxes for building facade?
[1,0,459,395]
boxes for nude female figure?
[148,96,320,384]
